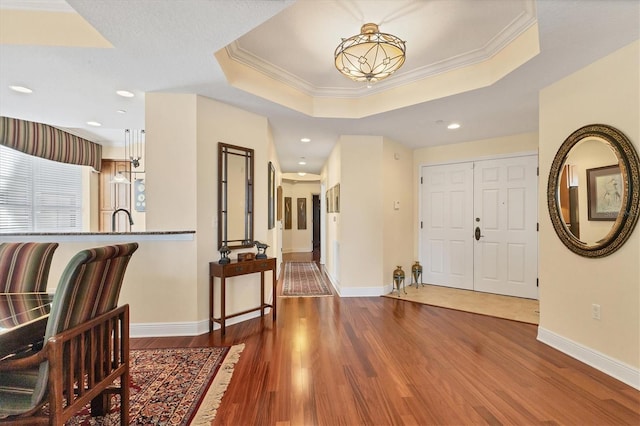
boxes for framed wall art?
[268,161,275,229]
[284,196,292,229]
[586,164,622,221]
[277,185,282,221]
[297,197,306,229]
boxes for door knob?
[475,227,482,241]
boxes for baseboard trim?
[319,264,389,297]
[537,327,639,390]
[130,309,271,338]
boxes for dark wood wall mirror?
[218,142,254,249]
[547,124,640,257]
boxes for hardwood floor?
[131,253,639,425]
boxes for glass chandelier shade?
[334,23,406,83]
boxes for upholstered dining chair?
[0,242,138,425]
[0,242,59,293]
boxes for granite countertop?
[0,230,195,236]
[0,230,196,242]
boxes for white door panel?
[474,156,538,299]
[421,163,474,290]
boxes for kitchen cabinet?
[99,160,131,232]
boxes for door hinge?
[420,176,423,184]
[420,221,423,229]
[537,222,539,231]
[537,167,539,176]
[536,278,539,287]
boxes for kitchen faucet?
[112,208,134,232]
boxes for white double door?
[420,155,538,299]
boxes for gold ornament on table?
[411,261,424,288]
[392,265,406,297]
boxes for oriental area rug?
[281,261,333,297]
[64,344,244,425]
[383,284,539,325]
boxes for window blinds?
[0,144,82,232]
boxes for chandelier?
[112,129,144,184]
[334,23,406,83]
[124,129,144,169]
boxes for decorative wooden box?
[237,252,255,262]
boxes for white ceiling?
[0,0,638,175]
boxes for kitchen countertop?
[0,230,195,242]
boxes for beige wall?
[45,238,199,327]
[321,135,413,295]
[281,180,320,252]
[322,142,341,283]
[382,138,414,287]
[538,40,640,369]
[193,95,276,322]
[339,136,384,291]
[46,93,281,331]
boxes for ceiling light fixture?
[116,90,134,98]
[300,138,311,143]
[112,129,145,185]
[298,172,307,176]
[9,85,33,94]
[87,121,102,127]
[447,123,461,130]
[335,23,406,83]
[125,129,145,168]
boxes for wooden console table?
[209,257,277,335]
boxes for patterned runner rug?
[65,344,244,425]
[281,261,332,297]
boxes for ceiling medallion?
[334,23,406,83]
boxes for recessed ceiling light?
[9,85,33,94]
[300,137,311,143]
[298,161,307,165]
[117,109,127,114]
[87,121,102,127]
[298,172,307,176]
[447,123,461,130]
[116,90,135,98]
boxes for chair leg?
[121,369,130,424]
[90,393,111,417]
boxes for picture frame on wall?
[297,197,306,229]
[277,185,282,221]
[586,164,622,221]
[284,197,292,229]
[268,161,275,229]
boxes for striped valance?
[0,116,102,171]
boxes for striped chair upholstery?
[0,243,138,424]
[0,243,59,293]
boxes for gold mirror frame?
[547,124,640,257]
[218,142,254,250]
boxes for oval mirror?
[547,124,640,257]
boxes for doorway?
[420,155,538,299]
[312,194,321,262]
